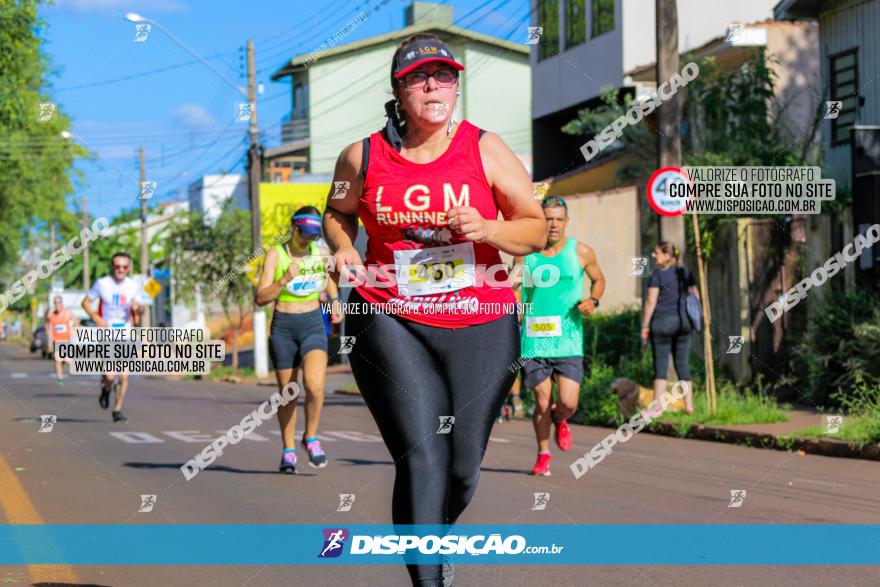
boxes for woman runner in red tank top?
[323,34,545,586]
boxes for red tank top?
[355,120,515,328]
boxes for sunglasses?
[113,264,130,270]
[401,68,458,89]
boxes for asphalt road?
[1,341,878,586]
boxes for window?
[829,48,859,147]
[565,0,586,49]
[591,0,614,38]
[537,0,560,61]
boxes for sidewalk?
[651,408,880,462]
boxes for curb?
[649,421,880,462]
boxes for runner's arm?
[81,296,106,327]
[476,133,545,256]
[255,248,294,307]
[323,142,365,287]
[323,141,363,254]
[44,311,53,345]
[577,243,606,313]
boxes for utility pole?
[655,0,685,251]
[140,146,148,276]
[139,146,153,328]
[82,194,90,291]
[247,39,269,378]
[655,0,715,413]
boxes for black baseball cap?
[393,38,464,79]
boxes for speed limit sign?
[646,167,691,216]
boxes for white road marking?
[323,430,382,442]
[164,431,216,443]
[108,431,164,443]
[108,430,386,444]
[213,430,271,442]
[10,373,28,379]
[489,437,511,443]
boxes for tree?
[167,207,255,371]
[0,0,85,278]
[561,49,823,259]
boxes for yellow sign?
[144,278,162,299]
[259,182,331,245]
[31,297,38,311]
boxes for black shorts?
[522,356,584,389]
[269,309,327,370]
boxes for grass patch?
[209,366,256,378]
[791,417,880,448]
[185,366,257,380]
[658,380,788,428]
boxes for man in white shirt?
[82,252,143,423]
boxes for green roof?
[270,22,530,81]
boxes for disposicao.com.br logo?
[318,528,563,558]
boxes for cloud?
[52,0,186,13]
[172,104,215,129]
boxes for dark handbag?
[676,268,703,333]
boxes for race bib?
[394,243,476,297]
[525,316,562,338]
[286,273,327,296]
[285,257,326,296]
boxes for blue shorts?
[269,309,328,370]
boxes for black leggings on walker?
[649,310,692,380]
[345,288,520,585]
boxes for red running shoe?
[555,420,572,451]
[531,452,552,476]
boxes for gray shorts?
[521,356,584,389]
[269,309,328,370]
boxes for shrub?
[573,362,621,427]
[793,290,880,406]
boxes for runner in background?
[516,196,605,476]
[45,296,76,386]
[82,252,142,423]
[256,206,343,473]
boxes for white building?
[187,174,248,225]
[530,0,779,179]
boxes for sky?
[38,0,531,221]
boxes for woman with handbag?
[640,241,699,414]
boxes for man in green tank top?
[514,196,605,476]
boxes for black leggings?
[649,311,692,380]
[345,288,520,585]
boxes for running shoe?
[112,410,127,423]
[531,452,552,476]
[555,419,572,452]
[99,379,112,410]
[301,437,328,468]
[279,450,297,474]
[56,379,64,387]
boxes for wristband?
[590,296,600,308]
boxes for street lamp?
[124,14,268,377]
[122,13,246,97]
